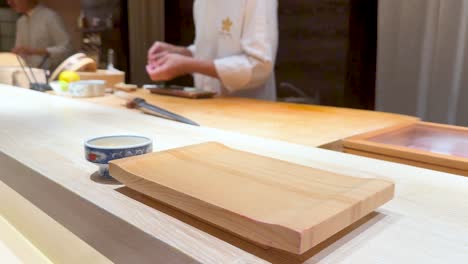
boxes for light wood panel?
[1,85,467,263]
[0,151,199,264]
[0,179,112,264]
[110,142,394,254]
[343,122,468,176]
[82,89,418,148]
[344,148,468,177]
[0,215,52,264]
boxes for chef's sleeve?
[187,44,196,57]
[214,0,278,92]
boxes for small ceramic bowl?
[49,81,68,96]
[85,135,153,179]
[69,80,106,97]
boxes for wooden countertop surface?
[1,86,467,263]
[82,90,419,148]
[0,215,52,264]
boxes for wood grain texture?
[110,142,394,254]
[1,86,467,263]
[344,148,468,177]
[0,151,200,264]
[81,90,418,148]
[0,215,52,264]
[0,181,111,264]
[343,122,468,176]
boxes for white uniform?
[15,5,72,69]
[188,0,278,101]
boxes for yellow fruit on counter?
[59,71,80,83]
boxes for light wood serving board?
[343,122,468,176]
[109,142,394,255]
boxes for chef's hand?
[147,41,193,63]
[147,53,191,81]
[12,46,48,56]
[147,42,175,61]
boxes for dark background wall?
[164,0,195,87]
[2,0,377,107]
[346,0,377,109]
[277,0,349,106]
[164,0,377,109]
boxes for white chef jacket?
[15,5,72,69]
[188,0,278,101]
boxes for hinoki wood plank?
[110,142,395,254]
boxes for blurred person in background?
[8,0,72,70]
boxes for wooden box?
[343,122,468,176]
[78,69,125,89]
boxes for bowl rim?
[85,135,152,150]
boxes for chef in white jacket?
[147,0,278,101]
[8,0,72,69]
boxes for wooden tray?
[109,142,394,254]
[343,122,468,176]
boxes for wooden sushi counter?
[81,90,468,177]
[0,214,52,264]
[80,89,419,149]
[1,85,468,263]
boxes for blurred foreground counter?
[1,85,467,263]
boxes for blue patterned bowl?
[85,135,153,179]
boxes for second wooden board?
[109,142,394,255]
[343,122,468,176]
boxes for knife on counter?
[115,91,199,126]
